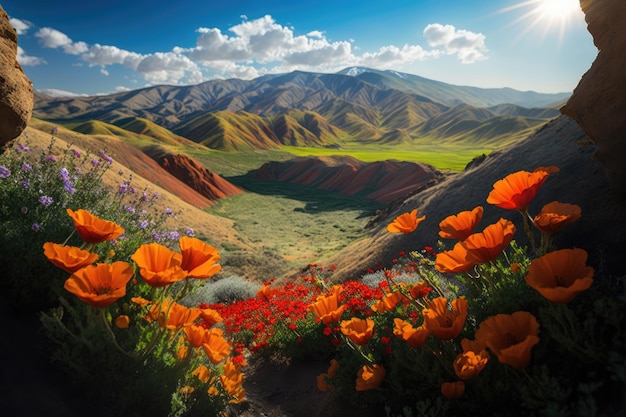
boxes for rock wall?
[561,0,626,192]
[0,5,33,148]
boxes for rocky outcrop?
[0,5,34,148]
[157,153,244,201]
[253,156,446,204]
[560,0,626,192]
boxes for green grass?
[281,142,492,171]
[206,176,383,264]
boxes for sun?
[499,0,584,42]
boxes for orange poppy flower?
[340,317,375,345]
[393,318,431,348]
[524,248,594,303]
[387,209,426,233]
[179,236,221,279]
[408,281,433,299]
[441,381,465,399]
[176,336,189,360]
[310,292,347,324]
[486,170,549,210]
[131,296,150,307]
[475,311,540,369]
[435,242,476,273]
[355,364,386,391]
[438,206,484,241]
[164,302,201,329]
[184,325,209,348]
[256,284,274,302]
[220,358,245,403]
[453,350,489,380]
[43,242,99,273]
[463,218,516,264]
[533,201,582,235]
[422,297,468,340]
[64,261,134,308]
[66,209,124,243]
[192,364,211,383]
[317,359,340,392]
[131,243,187,287]
[114,315,130,329]
[371,290,404,313]
[199,307,223,327]
[202,327,231,364]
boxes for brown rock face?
[157,153,244,201]
[0,6,33,147]
[560,0,626,192]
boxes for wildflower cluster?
[41,209,244,416]
[306,166,625,416]
[0,130,184,310]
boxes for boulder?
[0,5,33,148]
[561,0,626,192]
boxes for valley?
[29,67,566,281]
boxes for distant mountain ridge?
[33,68,565,152]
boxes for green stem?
[100,308,133,358]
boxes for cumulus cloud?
[28,15,488,90]
[423,23,488,64]
[16,46,45,66]
[10,18,32,35]
[35,27,88,55]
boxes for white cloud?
[100,68,109,76]
[16,46,45,66]
[10,18,32,35]
[360,44,441,68]
[423,23,488,64]
[35,27,88,55]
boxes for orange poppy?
[371,290,404,313]
[463,218,516,264]
[179,236,221,279]
[176,336,189,360]
[310,292,347,324]
[43,242,99,273]
[475,311,540,370]
[256,284,274,302]
[486,170,549,210]
[441,381,465,399]
[199,307,223,327]
[163,302,201,329]
[317,359,340,392]
[393,318,431,348]
[355,364,386,391]
[422,297,468,340]
[435,242,476,273]
[524,248,594,303]
[533,201,582,235]
[131,243,187,287]
[438,206,484,241]
[220,358,245,403]
[64,261,134,308]
[184,325,209,348]
[66,209,124,243]
[192,364,211,383]
[408,281,433,299]
[114,315,130,329]
[340,317,375,345]
[131,296,150,307]
[387,209,426,234]
[202,327,231,364]
[453,350,489,380]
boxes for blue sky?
[5,0,596,96]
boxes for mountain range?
[33,67,566,152]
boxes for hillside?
[251,156,446,204]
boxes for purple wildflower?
[44,155,57,163]
[32,223,40,232]
[22,181,29,189]
[21,207,28,214]
[124,205,135,214]
[165,207,172,215]
[38,195,53,207]
[0,165,10,178]
[51,126,58,135]
[91,158,100,166]
[21,163,32,171]
[63,181,76,195]
[71,149,81,158]
[59,167,70,181]
[185,227,194,237]
[118,183,128,194]
[168,231,180,241]
[99,150,113,164]
[139,220,149,229]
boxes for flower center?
[95,285,112,295]
[504,332,519,346]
